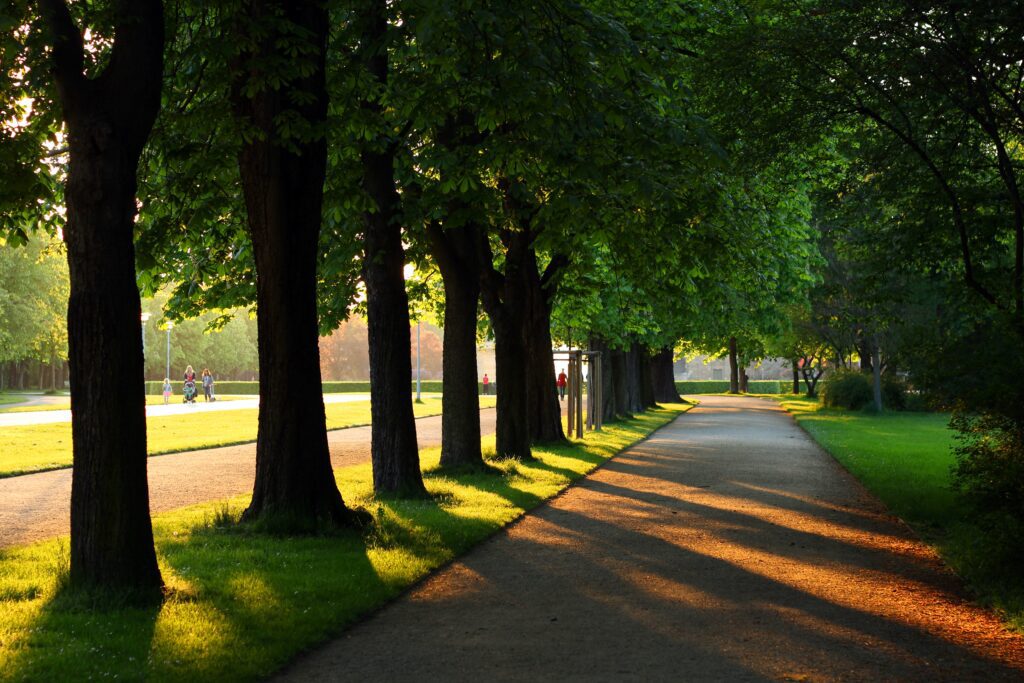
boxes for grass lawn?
[0,404,688,682]
[775,395,1024,631]
[0,395,248,413]
[0,396,498,478]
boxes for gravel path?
[0,408,496,549]
[276,395,1024,682]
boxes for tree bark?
[525,249,566,444]
[872,338,883,412]
[728,336,739,394]
[739,366,749,393]
[479,229,533,460]
[611,346,631,419]
[40,0,163,593]
[426,219,483,470]
[650,346,681,403]
[233,0,356,525]
[638,344,656,409]
[359,0,426,496]
[591,337,618,422]
[792,362,800,394]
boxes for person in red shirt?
[557,369,568,400]
[482,373,490,395]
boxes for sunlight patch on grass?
[0,396,498,478]
[0,404,687,681]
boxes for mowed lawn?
[0,405,688,682]
[0,396,497,478]
[777,396,1024,630]
[0,395,247,413]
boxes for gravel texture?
[275,395,1024,682]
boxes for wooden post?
[567,353,575,436]
[575,351,583,439]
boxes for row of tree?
[1,0,816,598]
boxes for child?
[162,378,172,405]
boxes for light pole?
[415,321,421,401]
[140,312,151,375]
[165,321,174,381]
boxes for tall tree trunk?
[739,367,749,393]
[592,337,618,422]
[792,362,800,394]
[728,336,739,394]
[426,220,483,470]
[359,0,425,496]
[40,0,163,593]
[525,249,565,444]
[624,343,644,414]
[479,229,533,460]
[611,346,631,419]
[650,346,681,403]
[233,0,356,525]
[872,338,883,412]
[638,344,656,409]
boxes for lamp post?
[140,312,151,376]
[165,321,174,381]
[415,321,421,401]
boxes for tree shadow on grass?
[2,570,163,681]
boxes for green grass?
[0,404,688,682]
[0,395,249,413]
[0,396,498,478]
[0,394,30,408]
[775,396,1024,631]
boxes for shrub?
[882,375,908,410]
[820,369,873,409]
[145,380,460,395]
[674,380,783,394]
[946,411,1024,561]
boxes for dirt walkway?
[0,409,496,549]
[277,395,1024,682]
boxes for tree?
[230,0,357,526]
[33,0,165,594]
[355,0,427,496]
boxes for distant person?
[162,378,172,405]
[202,368,214,402]
[183,365,197,404]
[557,368,568,400]
[482,373,490,395]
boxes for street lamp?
[165,321,174,381]
[140,311,151,365]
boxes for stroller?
[183,379,198,404]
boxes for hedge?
[675,380,785,394]
[146,380,494,395]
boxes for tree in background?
[0,234,68,390]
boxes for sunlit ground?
[0,395,497,478]
[0,406,686,681]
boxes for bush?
[674,380,784,394]
[145,380,462,395]
[952,412,1024,527]
[882,375,908,410]
[820,369,873,409]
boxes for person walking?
[202,368,214,402]
[162,377,172,405]
[482,373,490,395]
[557,368,568,401]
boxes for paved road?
[0,392,394,427]
[0,408,496,549]
[276,395,1024,682]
